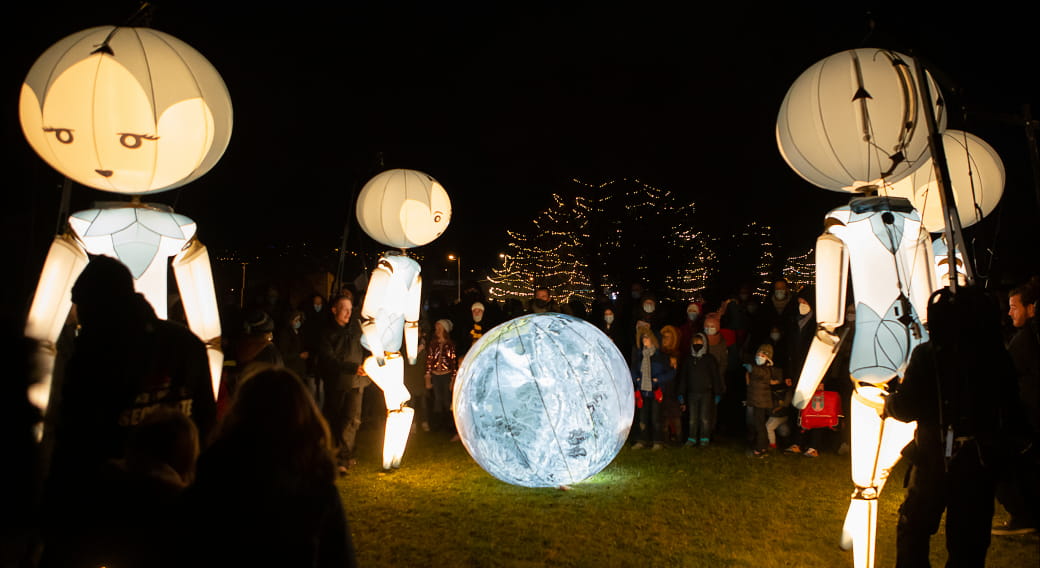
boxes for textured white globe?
[453,313,633,488]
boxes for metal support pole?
[912,54,974,289]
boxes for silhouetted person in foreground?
[0,323,43,567]
[886,286,1028,568]
[40,254,215,568]
[81,408,200,568]
[176,366,358,568]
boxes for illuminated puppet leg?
[24,234,89,414]
[173,240,223,398]
[364,354,413,469]
[841,386,917,568]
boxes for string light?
[488,178,718,305]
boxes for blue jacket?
[630,348,675,392]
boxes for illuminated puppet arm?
[404,272,421,365]
[172,238,223,398]
[24,233,89,413]
[793,231,848,409]
[360,259,392,367]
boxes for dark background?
[5,2,1040,318]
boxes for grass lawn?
[338,425,1039,567]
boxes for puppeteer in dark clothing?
[886,287,1027,568]
[40,255,216,568]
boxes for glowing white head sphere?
[884,130,1004,232]
[453,313,633,488]
[776,48,946,192]
[356,169,451,249]
[19,26,233,194]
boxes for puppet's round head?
[776,48,945,193]
[19,26,233,195]
[355,169,451,249]
[884,130,1004,233]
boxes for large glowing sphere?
[777,48,945,192]
[356,169,451,249]
[453,313,633,488]
[883,130,1004,232]
[19,26,233,194]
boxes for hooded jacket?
[677,333,725,398]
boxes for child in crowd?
[745,344,783,457]
[677,332,724,447]
[425,319,458,436]
[766,375,793,450]
[631,327,675,450]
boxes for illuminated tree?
[781,247,816,294]
[488,178,717,305]
[487,192,595,305]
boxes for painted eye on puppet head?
[118,133,159,149]
[43,127,74,144]
[356,169,452,249]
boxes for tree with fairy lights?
[488,178,718,306]
[781,247,816,294]
[487,192,595,305]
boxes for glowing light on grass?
[453,313,633,488]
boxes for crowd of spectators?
[5,258,1036,565]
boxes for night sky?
[6,2,1040,317]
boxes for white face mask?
[770,332,781,342]
[604,315,614,324]
[799,302,811,316]
[755,355,767,366]
[643,303,655,314]
[704,326,718,336]
[774,290,787,300]
[687,310,699,321]
[313,304,322,312]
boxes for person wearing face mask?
[630,327,674,450]
[766,278,799,332]
[527,287,559,314]
[702,312,738,433]
[679,301,703,353]
[677,332,724,447]
[635,294,664,335]
[745,344,784,457]
[301,293,328,398]
[276,310,310,388]
[598,307,625,359]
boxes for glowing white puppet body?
[360,253,423,470]
[20,26,232,412]
[355,169,451,470]
[793,195,938,568]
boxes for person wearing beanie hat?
[425,319,458,435]
[745,343,784,457]
[234,308,283,382]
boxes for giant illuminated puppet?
[20,26,232,412]
[355,169,451,470]
[777,48,946,568]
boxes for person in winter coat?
[677,332,724,447]
[630,327,675,450]
[746,343,784,457]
